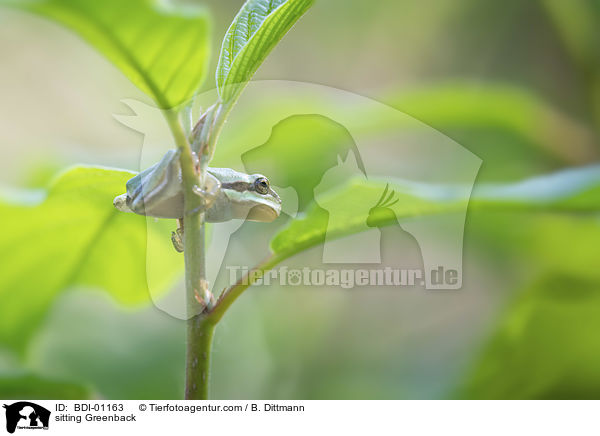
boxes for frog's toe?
[194,280,215,311]
[171,228,184,253]
[193,184,219,208]
[113,194,133,213]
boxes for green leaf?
[392,82,597,166]
[0,372,91,399]
[469,164,600,211]
[271,179,464,259]
[7,0,211,109]
[271,165,600,260]
[30,292,185,399]
[216,0,313,103]
[457,216,600,399]
[542,0,599,68]
[0,166,182,354]
[215,82,594,190]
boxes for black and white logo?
[3,402,50,434]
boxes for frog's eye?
[254,177,270,195]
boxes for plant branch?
[207,254,284,324]
[185,306,216,399]
[164,108,213,400]
[192,100,235,172]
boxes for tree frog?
[113,149,282,250]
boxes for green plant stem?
[185,312,216,399]
[195,100,235,172]
[164,109,213,400]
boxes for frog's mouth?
[246,202,281,222]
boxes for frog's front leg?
[171,173,220,253]
[188,173,221,216]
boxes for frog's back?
[116,150,185,219]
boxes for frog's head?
[220,173,282,222]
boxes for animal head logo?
[3,402,50,433]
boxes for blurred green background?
[1,0,599,399]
